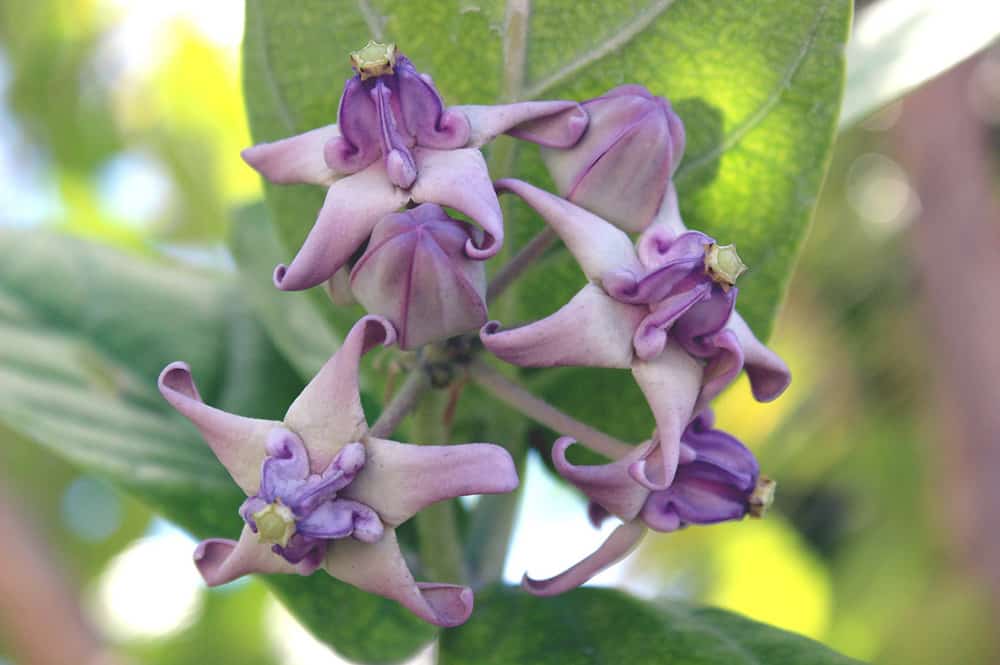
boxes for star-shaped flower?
[158,316,518,626]
[242,42,588,292]
[481,179,789,490]
[523,410,774,596]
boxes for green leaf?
[842,0,1000,129]
[441,586,865,665]
[0,229,433,664]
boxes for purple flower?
[242,41,588,292]
[158,316,518,627]
[349,203,487,350]
[481,179,789,489]
[523,411,775,596]
[540,85,686,233]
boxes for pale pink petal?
[456,101,588,148]
[241,125,344,186]
[481,284,641,369]
[552,437,650,522]
[324,528,474,627]
[273,163,407,291]
[284,316,396,472]
[728,312,791,402]
[158,362,277,494]
[521,521,647,596]
[630,343,703,489]
[411,148,503,259]
[494,178,641,281]
[344,436,518,527]
[193,526,318,586]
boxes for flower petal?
[693,329,743,413]
[242,125,344,186]
[494,178,641,281]
[411,148,503,260]
[481,284,641,369]
[630,343,703,489]
[396,68,470,149]
[258,428,311,501]
[324,528,474,627]
[273,164,407,291]
[193,526,319,586]
[296,498,384,542]
[521,521,647,597]
[284,316,396,472]
[728,312,791,402]
[457,101,588,148]
[344,436,518,528]
[551,437,650,522]
[326,77,383,174]
[158,362,277,494]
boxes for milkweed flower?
[540,85,686,232]
[481,179,789,490]
[523,411,774,596]
[349,203,487,350]
[242,41,588,292]
[158,316,518,626]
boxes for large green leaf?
[0,229,433,663]
[441,586,864,665]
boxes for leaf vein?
[521,0,677,100]
[675,0,835,182]
[250,0,297,133]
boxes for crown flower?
[241,42,588,292]
[481,179,789,490]
[158,316,518,627]
[523,411,773,596]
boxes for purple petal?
[285,442,366,514]
[349,207,487,349]
[242,125,344,186]
[296,498,383,542]
[648,183,688,238]
[284,316,395,472]
[481,284,642,369]
[158,362,277,495]
[273,163,407,291]
[326,77,383,174]
[193,526,319,586]
[344,436,518,528]
[693,329,743,413]
[683,421,759,490]
[457,100,588,148]
[551,437,650,522]
[632,280,714,361]
[411,148,503,260]
[728,312,791,402]
[521,521,647,596]
[673,287,738,356]
[258,428,311,502]
[395,66,470,149]
[371,80,419,189]
[324,528,475,626]
[630,343,703,490]
[642,466,751,528]
[494,178,641,281]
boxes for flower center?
[253,500,296,547]
[704,242,747,290]
[350,41,397,80]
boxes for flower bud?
[350,203,488,349]
[540,85,685,233]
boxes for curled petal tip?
[158,361,196,400]
[480,320,503,338]
[627,459,672,491]
[414,583,475,627]
[356,314,398,351]
[192,538,238,587]
[464,232,501,261]
[272,264,290,290]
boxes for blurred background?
[1,1,999,663]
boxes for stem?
[467,360,634,459]
[369,365,430,438]
[412,388,469,585]
[486,227,558,303]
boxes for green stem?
[412,388,469,585]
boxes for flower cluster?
[158,41,790,626]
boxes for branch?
[369,365,430,438]
[486,227,558,303]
